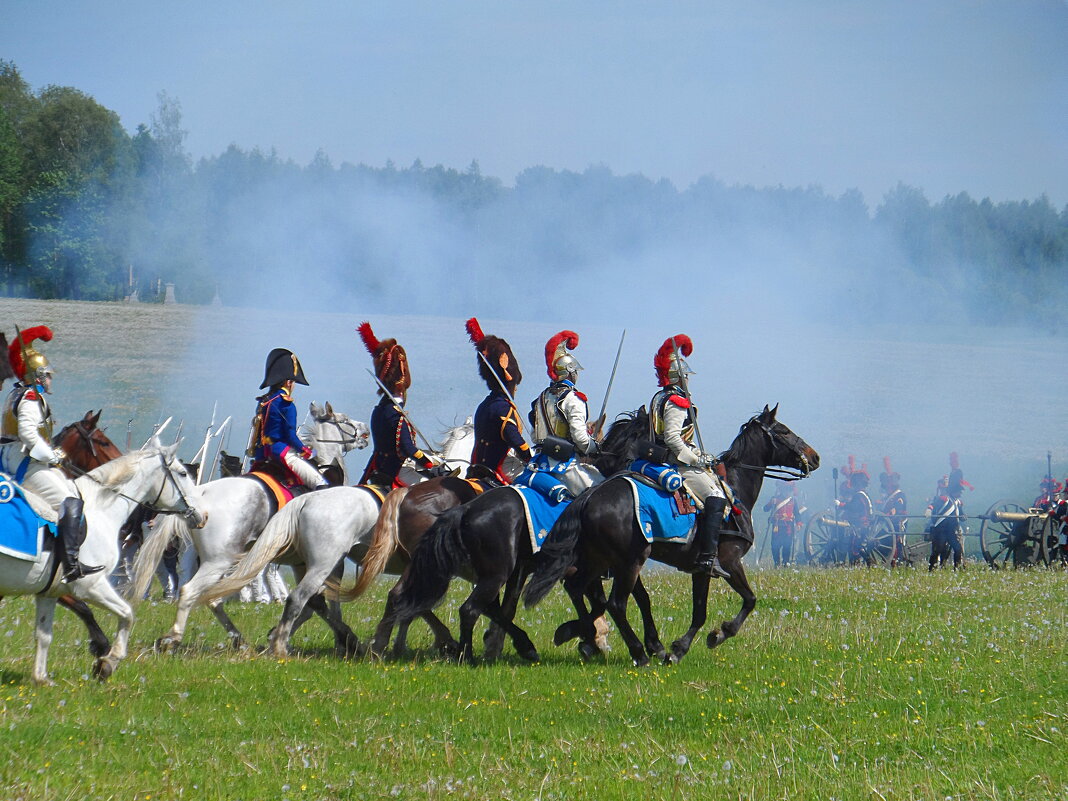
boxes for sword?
[671,336,706,456]
[592,329,626,439]
[476,349,532,450]
[364,368,439,458]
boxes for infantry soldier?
[0,326,102,582]
[357,322,440,487]
[648,334,730,578]
[837,459,874,558]
[763,482,806,567]
[878,457,907,533]
[465,317,530,483]
[527,329,600,497]
[925,474,963,570]
[251,348,326,489]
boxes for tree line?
[1,59,1066,327]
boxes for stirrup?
[692,555,730,579]
[63,562,104,583]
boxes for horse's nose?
[806,448,821,470]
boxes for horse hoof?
[706,630,725,649]
[92,658,115,681]
[577,641,601,662]
[155,637,178,654]
[518,647,540,664]
[32,675,55,687]
[554,621,579,646]
[663,652,680,666]
[228,637,246,651]
[632,654,650,668]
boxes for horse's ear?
[309,401,323,418]
[762,404,770,415]
[770,403,779,418]
[143,433,161,450]
[325,401,334,417]
[163,440,181,460]
[90,410,102,427]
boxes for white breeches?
[283,451,327,488]
[680,466,726,509]
[0,445,75,510]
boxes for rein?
[63,453,200,521]
[306,417,362,449]
[727,417,811,482]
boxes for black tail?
[390,505,469,622]
[523,491,590,608]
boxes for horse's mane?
[718,414,763,465]
[84,449,149,488]
[597,408,649,476]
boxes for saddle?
[624,469,698,515]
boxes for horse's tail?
[199,496,303,605]
[389,505,468,622]
[128,514,188,604]
[333,486,408,602]
[523,491,590,608]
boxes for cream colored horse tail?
[338,486,408,602]
[128,514,187,604]
[199,496,303,605]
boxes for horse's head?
[724,404,820,482]
[306,402,370,458]
[439,418,475,467]
[54,410,123,476]
[121,439,206,528]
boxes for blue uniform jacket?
[472,391,530,482]
[360,395,430,485]
[254,388,309,462]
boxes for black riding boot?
[692,496,730,579]
[58,497,104,584]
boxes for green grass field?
[1,567,1064,800]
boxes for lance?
[671,336,706,456]
[191,402,218,473]
[592,329,626,439]
[172,419,184,445]
[142,416,172,448]
[125,418,133,451]
[365,368,439,458]
[476,349,532,450]
[832,467,840,532]
[207,416,231,482]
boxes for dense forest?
[1,59,1066,327]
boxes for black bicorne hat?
[260,348,309,389]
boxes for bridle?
[64,451,201,523]
[307,417,364,452]
[730,416,812,482]
[55,421,116,468]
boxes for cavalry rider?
[763,482,805,567]
[527,330,600,496]
[252,348,326,489]
[465,317,530,483]
[0,326,102,582]
[878,457,907,533]
[648,334,730,578]
[357,322,440,487]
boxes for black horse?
[382,411,650,663]
[524,405,819,665]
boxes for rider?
[252,348,326,489]
[648,334,730,578]
[526,329,599,497]
[0,326,103,582]
[357,322,440,487]
[465,317,530,483]
[763,482,805,567]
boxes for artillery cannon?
[976,500,1064,569]
[802,508,898,566]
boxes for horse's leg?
[669,571,711,662]
[59,595,110,658]
[483,566,523,661]
[269,563,354,658]
[603,563,650,666]
[628,575,667,662]
[305,592,361,657]
[456,577,510,664]
[32,596,58,686]
[706,538,756,649]
[419,612,460,655]
[206,600,247,649]
[478,591,540,664]
[158,561,239,651]
[483,565,538,663]
[553,570,605,660]
[369,579,405,658]
[80,580,135,681]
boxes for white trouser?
[679,465,726,510]
[0,445,75,510]
[264,563,289,601]
[283,450,327,488]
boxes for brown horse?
[0,333,14,389]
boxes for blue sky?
[2,0,1066,205]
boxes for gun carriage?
[977,500,1065,569]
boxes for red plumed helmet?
[357,321,411,395]
[545,330,580,379]
[949,452,960,470]
[466,317,522,393]
[653,334,693,387]
[9,325,54,383]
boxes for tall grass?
[0,567,1064,800]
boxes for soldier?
[526,329,600,497]
[837,460,873,558]
[879,457,907,532]
[357,322,440,487]
[0,326,102,582]
[648,334,730,578]
[1033,476,1061,511]
[925,474,963,570]
[763,482,805,567]
[465,318,530,483]
[251,348,326,489]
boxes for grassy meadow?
[0,566,1065,801]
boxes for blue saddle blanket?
[0,479,55,561]
[622,476,697,542]
[508,484,570,552]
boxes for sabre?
[592,329,626,439]
[364,368,439,459]
[671,336,706,456]
[476,349,532,450]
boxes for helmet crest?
[9,325,54,384]
[544,330,580,380]
[357,321,411,395]
[466,317,521,393]
[654,334,693,387]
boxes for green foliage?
[0,568,1064,799]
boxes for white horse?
[0,440,204,684]
[198,422,477,657]
[129,402,368,651]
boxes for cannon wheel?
[1038,516,1066,567]
[857,516,898,566]
[979,500,1042,569]
[804,507,848,565]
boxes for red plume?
[9,325,53,380]
[883,456,893,474]
[846,454,856,475]
[653,334,693,386]
[544,330,579,378]
[465,317,485,347]
[949,452,960,470]
[356,322,379,356]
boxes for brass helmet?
[545,330,582,381]
[654,334,693,387]
[9,325,55,385]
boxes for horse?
[196,421,481,658]
[0,439,204,684]
[129,402,369,652]
[0,332,13,389]
[523,405,819,665]
[379,412,647,664]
